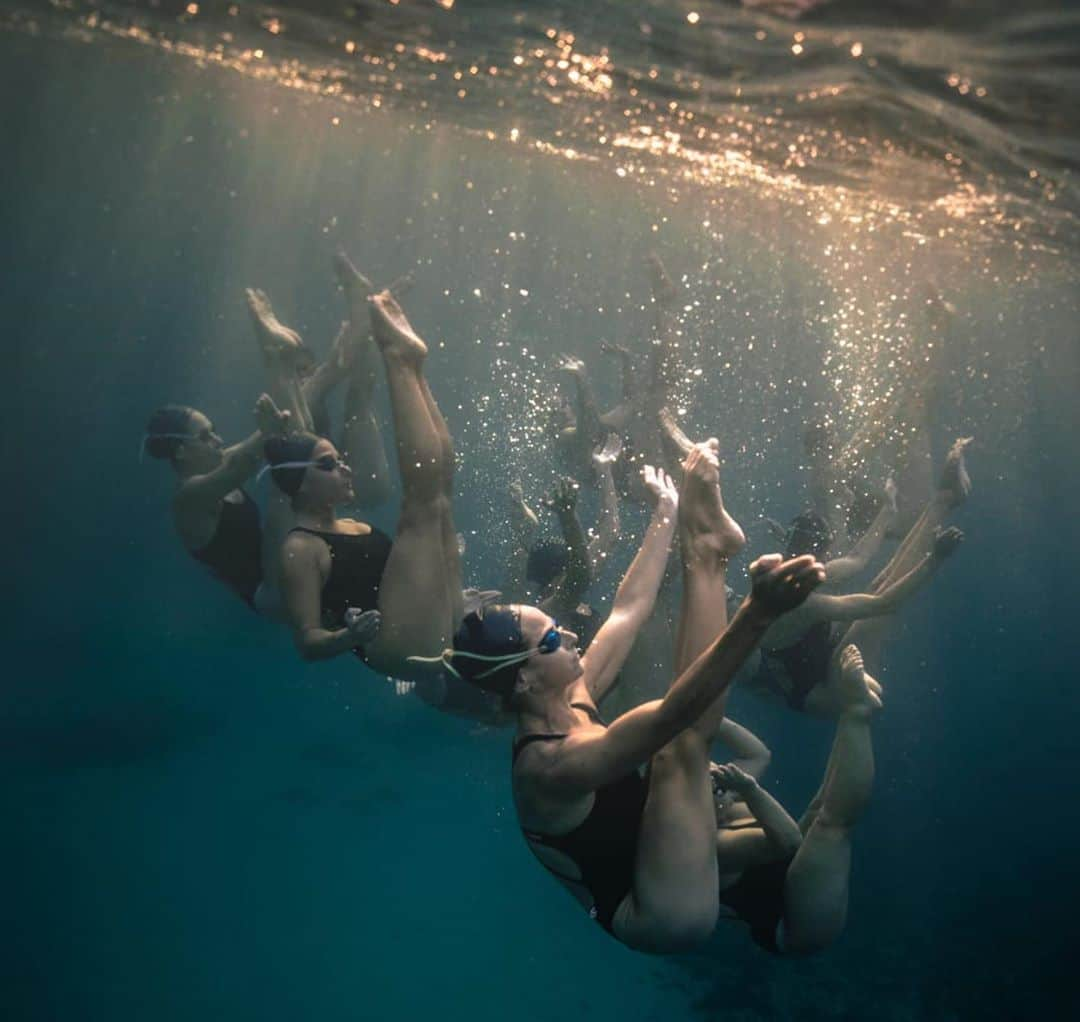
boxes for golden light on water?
[0,0,1065,259]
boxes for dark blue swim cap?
[450,605,527,697]
[526,541,569,591]
[144,405,198,461]
[264,432,320,496]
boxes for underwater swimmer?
[448,448,823,951]
[505,462,622,650]
[143,394,289,612]
[270,290,469,684]
[747,438,971,718]
[711,644,880,955]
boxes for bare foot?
[938,436,973,507]
[837,644,883,717]
[679,440,746,564]
[368,290,428,362]
[659,406,695,460]
[246,288,307,361]
[334,248,376,319]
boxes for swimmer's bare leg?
[674,440,747,737]
[658,406,695,475]
[334,249,392,507]
[783,645,879,954]
[869,436,971,593]
[362,290,462,677]
[245,287,316,432]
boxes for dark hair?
[526,540,569,591]
[450,605,526,699]
[144,405,198,462]
[264,432,320,496]
[785,511,833,559]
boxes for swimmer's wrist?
[738,598,777,630]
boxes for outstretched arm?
[587,433,623,571]
[810,526,963,622]
[581,467,677,703]
[713,719,771,780]
[558,355,606,449]
[823,479,897,584]
[538,478,592,618]
[538,554,826,795]
[504,481,539,601]
[714,763,802,866]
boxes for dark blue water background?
[2,2,1079,1018]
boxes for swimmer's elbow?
[773,831,803,858]
[295,630,324,662]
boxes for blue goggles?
[536,623,562,655]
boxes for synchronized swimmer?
[143,254,970,957]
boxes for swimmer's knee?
[651,730,709,771]
[651,907,718,952]
[620,892,718,952]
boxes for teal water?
[3,3,1079,1018]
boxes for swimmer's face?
[175,410,224,473]
[516,605,583,694]
[297,438,354,504]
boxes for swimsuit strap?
[570,701,605,724]
[511,732,566,764]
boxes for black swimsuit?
[512,707,649,935]
[756,620,837,712]
[190,490,262,609]
[716,819,792,954]
[290,525,393,653]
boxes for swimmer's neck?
[517,690,594,738]
[293,503,338,532]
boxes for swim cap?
[144,405,198,461]
[785,511,833,559]
[264,432,319,496]
[449,605,527,697]
[526,540,569,591]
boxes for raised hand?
[641,465,678,517]
[761,517,788,545]
[462,588,503,616]
[592,432,622,468]
[747,553,826,618]
[939,436,973,507]
[931,526,965,562]
[710,762,758,796]
[542,477,579,515]
[600,341,633,360]
[254,393,290,436]
[344,607,381,644]
[557,354,586,376]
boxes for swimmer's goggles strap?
[255,460,320,484]
[406,647,536,681]
[139,432,200,464]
